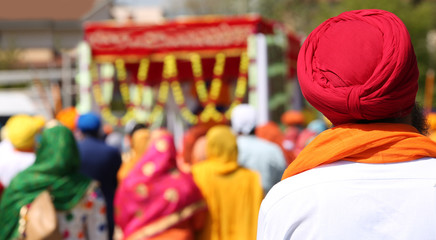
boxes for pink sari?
[114,132,206,240]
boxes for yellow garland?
[133,58,154,122]
[147,82,168,125]
[147,56,172,125]
[136,58,150,103]
[92,51,250,127]
[166,55,199,125]
[225,51,249,119]
[190,53,225,106]
[210,53,225,101]
[171,51,249,124]
[189,53,227,122]
[91,60,135,126]
[190,54,208,104]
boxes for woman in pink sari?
[114,130,207,240]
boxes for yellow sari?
[192,125,263,240]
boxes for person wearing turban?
[255,122,295,165]
[231,104,287,194]
[0,115,45,188]
[76,112,122,240]
[55,106,78,131]
[281,110,305,153]
[257,10,436,239]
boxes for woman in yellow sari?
[192,125,263,240]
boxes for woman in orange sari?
[117,128,151,182]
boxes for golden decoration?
[126,201,206,240]
[155,139,168,152]
[135,183,148,197]
[164,188,179,203]
[142,162,156,177]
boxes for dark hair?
[129,123,147,137]
[355,103,428,135]
[411,104,429,135]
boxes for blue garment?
[77,113,101,133]
[78,136,121,240]
[237,135,287,194]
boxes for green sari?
[0,125,91,239]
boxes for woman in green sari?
[0,124,108,239]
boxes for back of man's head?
[298,9,418,127]
[231,104,257,135]
[77,113,101,137]
[6,114,45,151]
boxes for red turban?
[297,9,419,126]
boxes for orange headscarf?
[256,122,295,164]
[56,107,78,131]
[282,123,436,179]
[118,129,151,181]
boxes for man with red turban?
[257,10,436,239]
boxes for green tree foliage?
[183,0,254,15]
[258,0,436,102]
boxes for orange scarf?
[282,123,436,180]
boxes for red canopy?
[84,15,300,81]
[85,15,276,57]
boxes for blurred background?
[0,0,435,130]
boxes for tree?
[257,0,436,103]
[182,0,254,15]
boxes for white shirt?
[0,140,35,187]
[258,158,436,240]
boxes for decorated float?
[76,15,300,131]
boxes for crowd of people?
[0,102,325,239]
[2,9,436,240]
